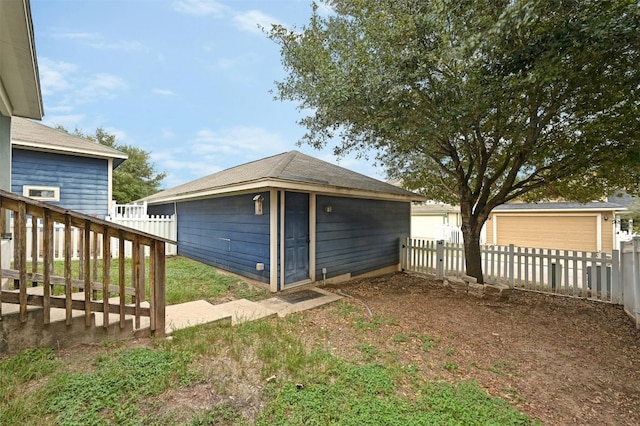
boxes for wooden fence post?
[43,211,53,324]
[153,241,166,337]
[18,202,27,322]
[83,220,92,327]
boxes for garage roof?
[144,150,424,204]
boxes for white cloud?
[52,31,144,51]
[172,0,228,16]
[192,126,288,155]
[315,2,335,16]
[153,88,175,96]
[75,73,126,104]
[89,40,145,51]
[39,57,127,111]
[213,53,259,70]
[233,10,282,34]
[39,58,76,96]
[152,151,223,186]
[103,127,129,143]
[150,126,289,187]
[160,129,175,139]
[41,114,86,130]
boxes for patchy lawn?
[2,270,639,425]
[316,273,640,425]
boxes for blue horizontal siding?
[176,192,271,283]
[316,195,409,278]
[11,148,110,217]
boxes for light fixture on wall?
[324,205,333,213]
[604,215,609,221]
[253,194,264,215]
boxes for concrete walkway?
[163,287,342,334]
[1,286,342,337]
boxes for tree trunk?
[461,224,483,284]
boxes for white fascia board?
[12,140,128,161]
[146,178,420,205]
[494,207,628,214]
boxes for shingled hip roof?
[143,151,423,204]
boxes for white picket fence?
[105,214,177,256]
[401,237,621,302]
[401,236,640,326]
[620,238,640,328]
[11,215,177,261]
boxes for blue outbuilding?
[144,151,423,292]
[11,117,127,218]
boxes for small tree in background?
[269,0,640,283]
[57,126,166,204]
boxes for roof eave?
[494,207,628,213]
[12,140,129,162]
[0,0,43,119]
[147,178,424,205]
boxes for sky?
[30,0,386,190]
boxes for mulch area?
[305,272,640,425]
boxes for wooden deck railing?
[0,189,169,337]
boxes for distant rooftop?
[412,203,459,214]
[494,201,627,211]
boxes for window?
[23,185,60,201]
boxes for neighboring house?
[144,151,423,292]
[10,118,127,218]
[485,201,628,253]
[411,202,462,241]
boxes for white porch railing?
[110,201,148,219]
[400,237,622,304]
[12,215,177,260]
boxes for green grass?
[41,348,195,425]
[444,361,459,373]
[489,360,519,377]
[0,258,539,426]
[0,318,539,426]
[36,255,268,305]
[0,348,59,424]
[419,334,438,352]
[257,359,536,426]
[164,256,266,304]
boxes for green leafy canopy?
[270,0,640,280]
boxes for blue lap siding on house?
[11,148,110,217]
[315,196,409,279]
[175,192,271,283]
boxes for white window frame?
[23,185,60,202]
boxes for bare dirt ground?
[312,273,640,425]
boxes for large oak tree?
[270,0,640,282]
